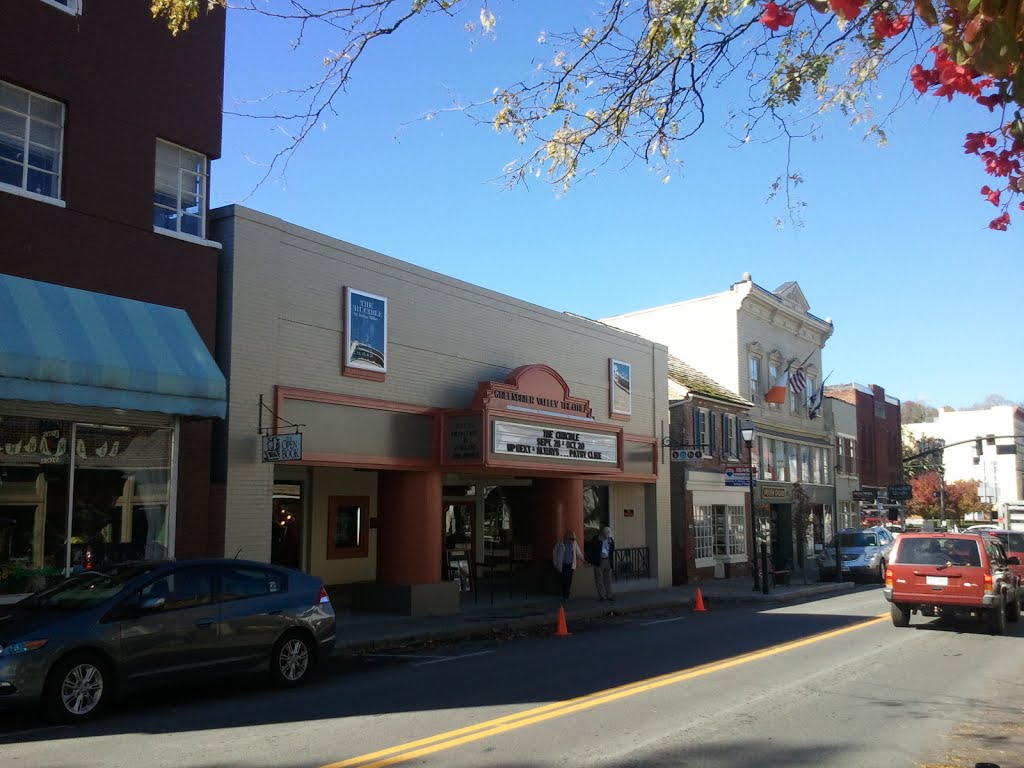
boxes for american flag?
[789,367,806,394]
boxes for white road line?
[363,653,449,661]
[638,616,688,626]
[413,650,495,667]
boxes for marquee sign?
[492,420,617,463]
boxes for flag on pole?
[808,380,826,419]
[764,368,789,404]
[789,367,807,394]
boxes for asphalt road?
[2,586,1023,768]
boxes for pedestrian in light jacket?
[552,529,584,600]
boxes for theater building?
[210,206,670,615]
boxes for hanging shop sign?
[492,420,617,463]
[670,449,707,461]
[852,488,877,502]
[262,433,303,462]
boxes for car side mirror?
[140,596,166,611]
[1007,556,1020,566]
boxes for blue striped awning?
[0,274,226,418]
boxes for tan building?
[210,206,670,615]
[604,274,835,576]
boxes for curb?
[333,583,856,655]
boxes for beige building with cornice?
[603,274,835,576]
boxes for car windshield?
[834,532,878,548]
[19,565,157,610]
[894,538,981,567]
[992,532,1024,552]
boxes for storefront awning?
[0,274,226,418]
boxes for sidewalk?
[331,575,857,654]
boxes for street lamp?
[741,420,767,593]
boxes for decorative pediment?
[773,281,811,313]
[474,364,593,419]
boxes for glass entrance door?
[271,483,304,570]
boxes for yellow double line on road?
[322,613,888,768]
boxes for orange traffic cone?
[553,604,572,636]
[693,587,707,612]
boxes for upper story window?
[39,0,82,14]
[768,363,780,411]
[0,81,64,201]
[154,139,208,239]
[748,356,761,403]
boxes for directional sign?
[887,483,913,501]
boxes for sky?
[211,3,1023,411]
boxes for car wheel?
[270,630,314,687]
[987,598,1007,636]
[1006,591,1021,623]
[890,602,911,628]
[878,561,886,584]
[44,652,110,723]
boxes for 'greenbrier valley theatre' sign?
[492,420,617,463]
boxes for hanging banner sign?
[670,449,707,462]
[492,420,617,463]
[262,433,303,462]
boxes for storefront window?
[801,445,813,482]
[71,424,173,571]
[0,415,177,592]
[773,440,785,482]
[787,443,798,483]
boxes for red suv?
[883,533,1021,635]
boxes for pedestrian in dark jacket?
[591,526,615,601]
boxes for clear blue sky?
[212,4,1023,411]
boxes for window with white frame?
[694,505,715,560]
[720,507,745,557]
[154,139,208,238]
[805,375,816,411]
[694,408,708,453]
[768,363,780,410]
[749,356,761,402]
[0,81,64,200]
[696,505,747,559]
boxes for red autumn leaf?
[981,185,1001,205]
[989,212,1011,230]
[760,1,796,30]
[829,0,864,20]
[873,12,910,38]
[963,15,984,44]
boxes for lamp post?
[741,420,760,592]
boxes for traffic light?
[975,438,984,456]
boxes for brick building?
[666,356,753,584]
[825,384,903,519]
[0,1,226,590]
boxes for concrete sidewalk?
[331,575,858,653]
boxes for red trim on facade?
[295,452,434,471]
[340,367,386,383]
[608,412,630,422]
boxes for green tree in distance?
[154,0,1024,228]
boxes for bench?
[767,559,791,587]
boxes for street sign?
[852,489,877,502]
[262,433,303,462]
[670,449,706,461]
[887,483,913,501]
